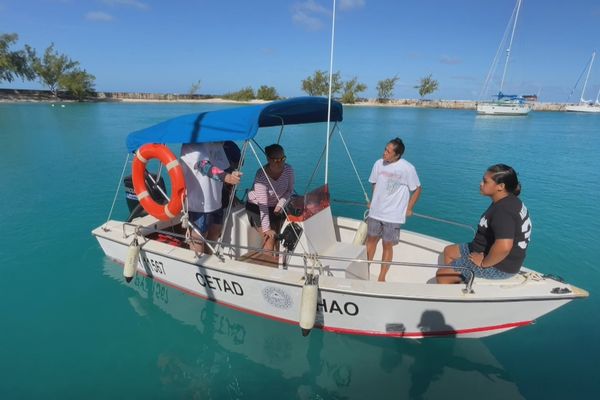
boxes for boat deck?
[107,211,535,288]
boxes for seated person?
[245,144,295,257]
[436,164,532,284]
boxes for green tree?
[415,74,439,98]
[301,70,342,96]
[223,86,255,101]
[256,85,279,100]
[340,77,367,104]
[0,33,36,83]
[31,43,79,97]
[376,75,399,103]
[189,80,201,95]
[59,69,96,101]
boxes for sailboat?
[565,51,600,113]
[477,0,532,116]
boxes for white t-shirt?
[368,158,420,224]
[180,142,229,213]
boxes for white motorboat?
[92,97,587,339]
[477,0,532,116]
[565,51,600,113]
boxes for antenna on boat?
[324,0,337,185]
[499,0,522,93]
[298,1,338,338]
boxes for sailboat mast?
[580,51,595,103]
[499,0,522,93]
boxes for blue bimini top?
[126,96,343,152]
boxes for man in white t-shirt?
[181,142,242,254]
[367,138,422,281]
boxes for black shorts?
[245,202,286,231]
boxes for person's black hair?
[265,143,284,158]
[487,164,521,196]
[388,137,405,158]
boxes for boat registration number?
[142,256,166,275]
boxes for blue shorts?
[452,243,515,280]
[189,209,224,233]
[367,217,401,244]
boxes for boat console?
[280,185,369,279]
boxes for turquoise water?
[1,102,598,399]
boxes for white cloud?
[339,0,365,11]
[440,55,462,65]
[261,48,277,56]
[85,11,114,22]
[102,0,149,10]
[301,0,330,15]
[451,75,477,82]
[293,10,323,31]
[292,0,330,30]
[292,0,364,30]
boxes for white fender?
[352,220,368,245]
[124,238,140,283]
[299,275,319,336]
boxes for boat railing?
[121,222,476,294]
[332,199,476,234]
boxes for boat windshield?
[287,184,331,223]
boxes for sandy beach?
[0,88,567,111]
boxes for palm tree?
[415,74,439,98]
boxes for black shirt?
[469,195,532,274]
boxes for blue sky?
[1,0,600,102]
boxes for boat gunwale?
[93,227,585,303]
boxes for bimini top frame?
[126,96,343,152]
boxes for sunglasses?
[269,156,286,162]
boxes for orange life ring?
[132,144,186,221]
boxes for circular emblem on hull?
[262,286,293,309]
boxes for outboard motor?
[124,173,167,222]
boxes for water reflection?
[103,259,523,399]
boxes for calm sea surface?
[1,102,598,399]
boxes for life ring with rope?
[132,144,186,221]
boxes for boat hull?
[93,221,583,339]
[565,104,600,113]
[477,102,532,116]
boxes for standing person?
[246,144,295,256]
[221,140,242,209]
[180,142,242,254]
[366,137,422,282]
[436,164,532,284]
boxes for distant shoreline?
[0,88,567,111]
